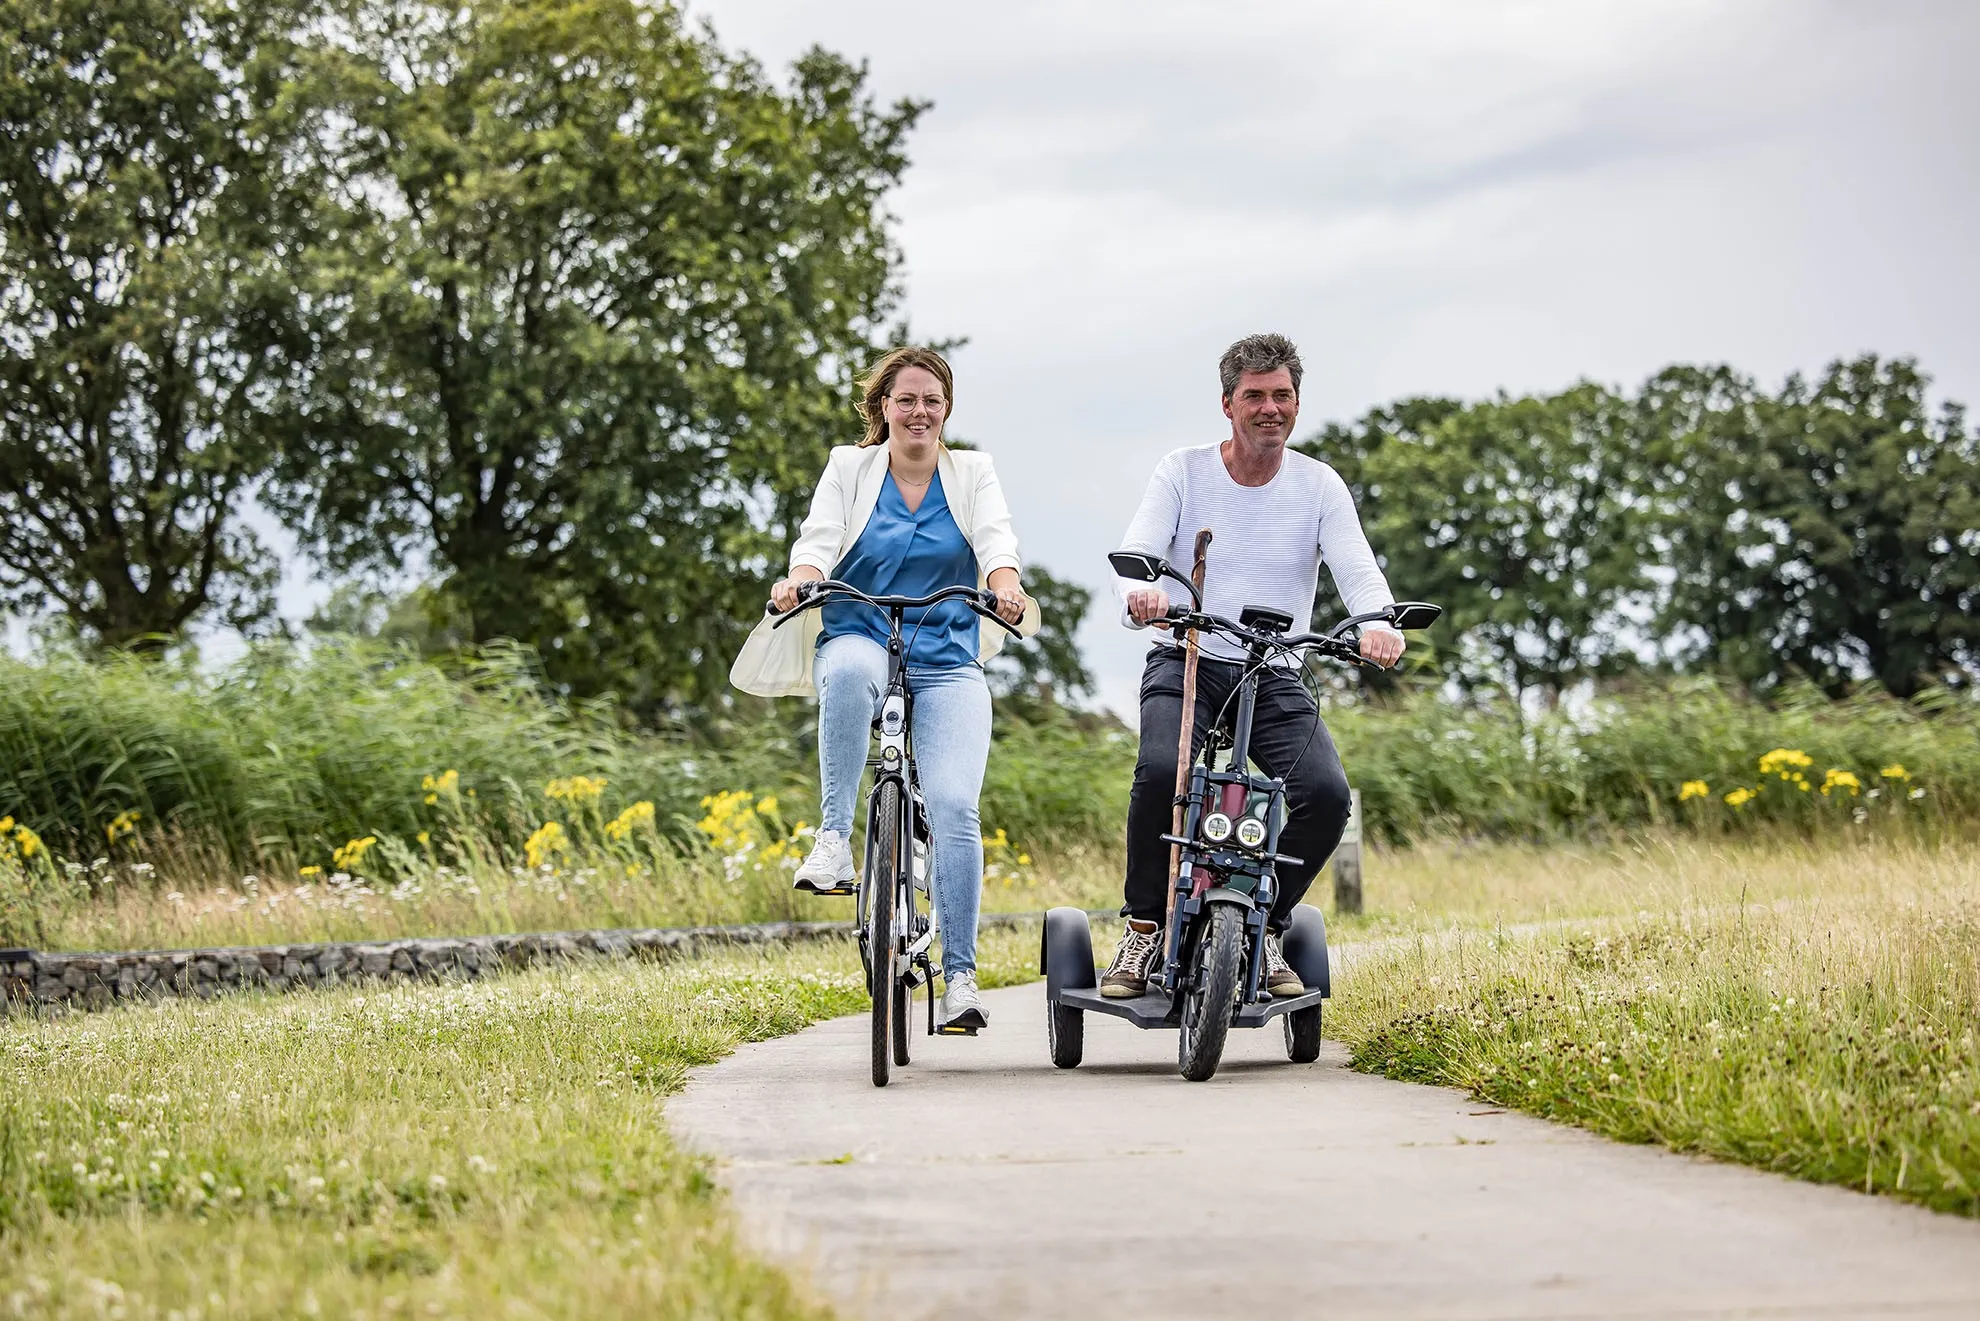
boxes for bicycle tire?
[868,780,903,1088]
[892,878,914,1066]
[1178,905,1245,1082]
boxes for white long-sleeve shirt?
[1114,444,1396,664]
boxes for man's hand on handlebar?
[1359,626,1405,668]
[1126,586,1171,629]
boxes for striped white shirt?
[1114,444,1397,664]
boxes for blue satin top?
[819,472,980,668]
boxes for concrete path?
[669,982,1980,1320]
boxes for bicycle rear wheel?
[868,780,903,1088]
[892,875,916,1066]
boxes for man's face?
[1222,368,1299,451]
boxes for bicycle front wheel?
[868,780,903,1088]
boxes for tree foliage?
[0,0,311,646]
[268,0,922,712]
[988,564,1094,708]
[1304,357,1980,701]
[1641,356,1980,697]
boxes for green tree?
[1303,385,1650,702]
[1644,356,1980,696]
[988,564,1094,708]
[0,0,311,646]
[271,0,922,713]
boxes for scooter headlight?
[1202,812,1234,843]
[1235,816,1268,849]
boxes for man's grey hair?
[1218,333,1303,399]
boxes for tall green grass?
[2,640,1972,916]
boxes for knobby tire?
[1178,905,1245,1082]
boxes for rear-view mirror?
[1386,601,1442,631]
[1107,551,1169,583]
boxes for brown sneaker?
[1260,932,1304,998]
[1099,919,1162,998]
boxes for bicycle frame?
[767,579,1020,1060]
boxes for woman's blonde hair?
[854,347,955,448]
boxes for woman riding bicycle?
[729,347,1035,1032]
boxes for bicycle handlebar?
[766,579,1024,637]
[1160,607,1368,666]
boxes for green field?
[0,927,1040,1319]
[1328,836,1980,1217]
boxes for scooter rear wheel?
[1178,905,1245,1082]
[1285,1004,1322,1063]
[1048,1000,1084,1068]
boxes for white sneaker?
[793,830,855,895]
[940,970,987,1030]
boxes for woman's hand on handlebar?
[769,567,825,614]
[986,566,1025,625]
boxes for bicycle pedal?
[935,1023,979,1037]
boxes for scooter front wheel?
[1178,905,1245,1082]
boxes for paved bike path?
[668,979,1980,1320]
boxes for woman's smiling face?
[883,365,948,451]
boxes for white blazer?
[729,443,1041,698]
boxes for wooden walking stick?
[1164,528,1213,953]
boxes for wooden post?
[1332,787,1363,916]
[1163,529,1213,952]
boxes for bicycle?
[1041,549,1440,1081]
[767,579,1022,1087]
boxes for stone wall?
[0,911,1069,1014]
[0,921,848,1013]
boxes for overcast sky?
[168,2,1977,713]
[681,0,1980,717]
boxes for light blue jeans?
[815,633,990,979]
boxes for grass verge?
[0,928,1039,1318]
[1327,847,1980,1216]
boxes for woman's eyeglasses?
[887,393,947,414]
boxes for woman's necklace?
[892,465,934,490]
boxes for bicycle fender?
[1201,886,1258,910]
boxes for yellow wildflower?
[331,835,379,872]
[1678,780,1709,802]
[1723,787,1756,808]
[416,831,431,846]
[105,809,142,843]
[299,865,322,878]
[1757,748,1813,778]
[12,822,44,859]
[525,821,567,868]
[545,776,607,804]
[421,769,460,805]
[1820,768,1861,797]
[1879,764,1910,781]
[605,801,656,841]
[756,795,779,819]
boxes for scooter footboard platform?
[1055,984,1327,1030]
